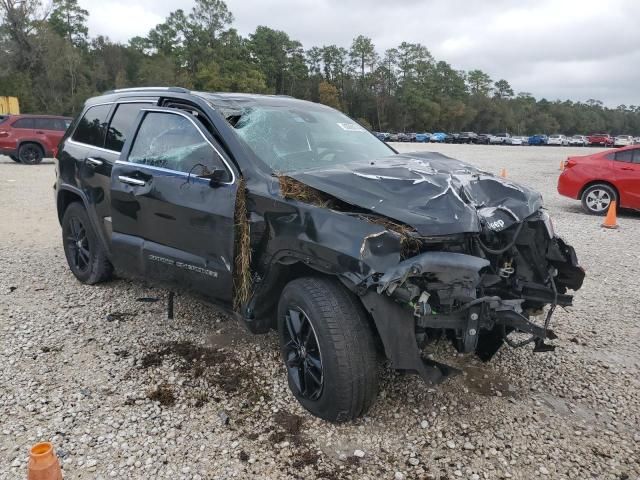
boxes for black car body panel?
[54,88,585,386]
[286,152,543,236]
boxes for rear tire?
[277,276,379,422]
[18,143,44,165]
[581,183,617,215]
[62,202,113,284]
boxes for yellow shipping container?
[0,97,20,114]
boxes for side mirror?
[198,168,227,188]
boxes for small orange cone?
[560,160,565,171]
[499,168,507,178]
[27,442,62,480]
[601,200,619,229]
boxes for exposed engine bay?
[357,210,584,383]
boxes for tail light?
[0,130,8,137]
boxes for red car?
[558,145,640,214]
[0,114,72,164]
[587,133,614,147]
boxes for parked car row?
[374,131,640,147]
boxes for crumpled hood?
[288,151,543,236]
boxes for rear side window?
[34,118,67,131]
[105,103,151,152]
[12,118,35,129]
[72,104,111,147]
[614,150,634,163]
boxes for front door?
[613,148,640,209]
[110,108,238,305]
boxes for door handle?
[118,175,146,186]
[620,167,634,171]
[86,157,103,166]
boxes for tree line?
[2,0,640,135]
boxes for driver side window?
[128,111,231,181]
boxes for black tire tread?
[62,202,113,284]
[280,276,378,421]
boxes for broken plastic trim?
[375,251,490,295]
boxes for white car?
[547,134,569,146]
[505,136,523,145]
[568,135,588,146]
[634,137,640,145]
[614,135,634,147]
[489,133,510,144]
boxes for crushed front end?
[359,209,584,384]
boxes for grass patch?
[233,177,252,311]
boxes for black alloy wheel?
[65,216,91,274]
[61,202,113,284]
[282,307,324,400]
[277,277,379,422]
[18,143,43,165]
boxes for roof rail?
[101,86,190,95]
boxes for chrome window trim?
[69,100,156,152]
[114,160,219,186]
[120,108,236,185]
[68,138,120,155]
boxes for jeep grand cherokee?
[55,87,584,421]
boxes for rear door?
[110,108,238,304]
[33,117,67,155]
[70,101,154,246]
[613,148,640,209]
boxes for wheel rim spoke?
[282,307,323,400]
[305,361,322,386]
[305,354,322,371]
[79,247,90,265]
[587,190,611,211]
[286,309,303,338]
[66,216,91,271]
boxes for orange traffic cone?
[601,200,619,229]
[560,160,565,171]
[499,168,507,178]
[27,442,62,480]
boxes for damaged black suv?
[55,87,584,422]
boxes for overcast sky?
[78,0,640,106]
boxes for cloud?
[78,0,640,106]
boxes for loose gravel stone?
[1,147,639,480]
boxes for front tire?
[18,143,44,165]
[277,277,379,422]
[62,202,113,284]
[581,183,617,215]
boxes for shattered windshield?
[221,105,394,173]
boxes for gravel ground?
[1,145,639,480]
